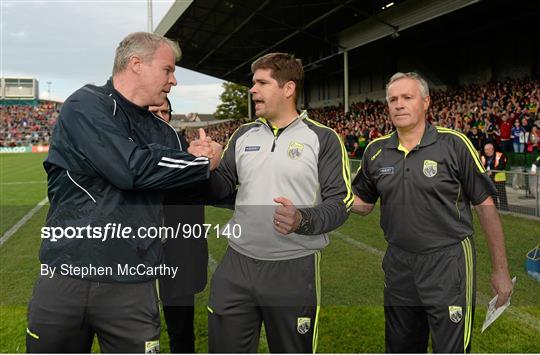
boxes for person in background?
[511,119,526,153]
[481,142,509,211]
[150,98,210,353]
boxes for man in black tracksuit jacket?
[26,32,219,353]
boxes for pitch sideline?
[0,197,48,247]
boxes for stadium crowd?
[308,77,540,158]
[2,78,539,158]
[0,102,59,147]
[183,120,245,146]
[183,77,540,159]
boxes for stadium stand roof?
[155,0,480,86]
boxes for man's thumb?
[199,128,207,141]
[273,196,293,206]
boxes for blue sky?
[1,0,224,114]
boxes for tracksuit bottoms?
[383,237,476,353]
[26,275,160,353]
[208,247,321,353]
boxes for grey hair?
[112,32,181,75]
[385,72,429,102]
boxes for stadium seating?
[2,79,539,160]
[0,102,59,147]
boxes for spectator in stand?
[521,116,532,133]
[528,125,540,154]
[345,129,358,152]
[481,142,509,211]
[499,114,513,152]
[485,119,500,145]
[511,119,526,153]
[368,125,380,140]
[467,126,485,153]
[352,141,364,159]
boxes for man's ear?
[423,95,431,112]
[128,55,143,74]
[284,81,296,100]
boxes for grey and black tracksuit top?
[41,79,210,282]
[209,110,353,260]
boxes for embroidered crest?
[288,141,304,160]
[297,317,311,334]
[423,160,438,177]
[448,306,463,323]
[145,340,160,354]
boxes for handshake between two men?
[187,128,223,171]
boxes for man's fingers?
[495,292,511,308]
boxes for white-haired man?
[27,32,219,353]
[351,72,513,353]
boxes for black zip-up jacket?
[40,79,210,282]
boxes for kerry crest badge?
[423,160,438,178]
[448,306,463,323]
[288,141,304,160]
[297,317,311,334]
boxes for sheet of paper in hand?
[481,276,517,333]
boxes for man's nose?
[170,73,178,86]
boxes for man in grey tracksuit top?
[207,53,353,353]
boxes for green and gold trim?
[460,237,474,351]
[436,127,485,173]
[313,251,321,353]
[305,117,354,210]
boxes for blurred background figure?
[481,142,509,211]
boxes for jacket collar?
[257,110,307,136]
[105,78,150,114]
[386,121,438,149]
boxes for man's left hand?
[273,197,301,235]
[491,270,513,308]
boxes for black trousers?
[162,295,195,353]
[208,248,321,353]
[26,275,160,353]
[383,238,476,353]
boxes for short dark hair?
[251,52,304,100]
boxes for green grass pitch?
[0,153,539,353]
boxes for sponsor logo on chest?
[245,145,261,152]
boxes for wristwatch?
[295,209,313,235]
